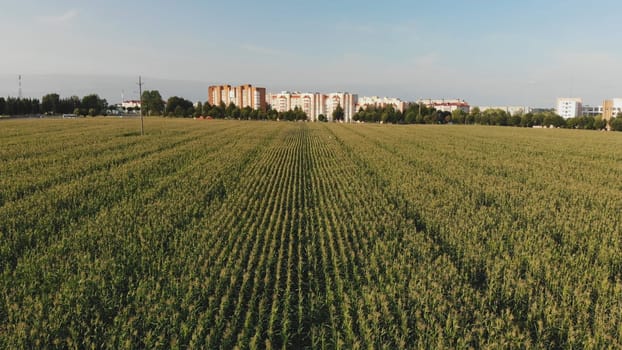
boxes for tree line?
[353,104,622,131]
[0,97,41,116]
[3,90,622,131]
[0,94,108,116]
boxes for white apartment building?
[582,105,603,117]
[268,91,358,122]
[357,96,407,113]
[418,99,470,113]
[478,106,533,115]
[556,98,582,118]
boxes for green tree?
[81,94,106,115]
[509,114,522,127]
[531,112,545,126]
[41,93,60,114]
[470,106,481,124]
[333,104,344,121]
[611,116,622,131]
[194,102,203,117]
[57,96,80,114]
[543,112,565,128]
[241,106,252,120]
[165,96,193,117]
[520,113,533,127]
[231,105,241,119]
[186,106,195,118]
[594,117,606,130]
[201,102,212,116]
[452,109,467,124]
[208,106,223,119]
[483,109,508,126]
[141,90,164,116]
[225,102,238,118]
[267,108,278,120]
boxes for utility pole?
[138,76,144,135]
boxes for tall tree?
[141,90,164,116]
[194,101,203,117]
[81,94,107,116]
[333,104,344,121]
[203,101,212,116]
[452,109,467,124]
[165,96,193,117]
[41,93,60,114]
[611,115,622,131]
[225,102,237,118]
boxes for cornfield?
[1,118,622,349]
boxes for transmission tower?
[18,75,22,99]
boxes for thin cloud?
[337,20,418,38]
[240,44,286,56]
[37,9,78,24]
[336,22,377,34]
[413,53,440,67]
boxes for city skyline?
[2,0,622,106]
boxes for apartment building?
[556,98,582,118]
[208,84,266,111]
[267,91,358,122]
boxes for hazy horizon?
[2,0,622,107]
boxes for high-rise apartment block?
[556,98,582,118]
[267,92,358,122]
[208,84,266,111]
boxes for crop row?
[2,119,622,348]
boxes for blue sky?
[1,0,622,106]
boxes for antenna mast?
[18,75,22,99]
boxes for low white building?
[556,98,582,118]
[582,105,603,117]
[418,99,470,113]
[356,96,407,113]
[478,106,533,115]
[121,100,141,109]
